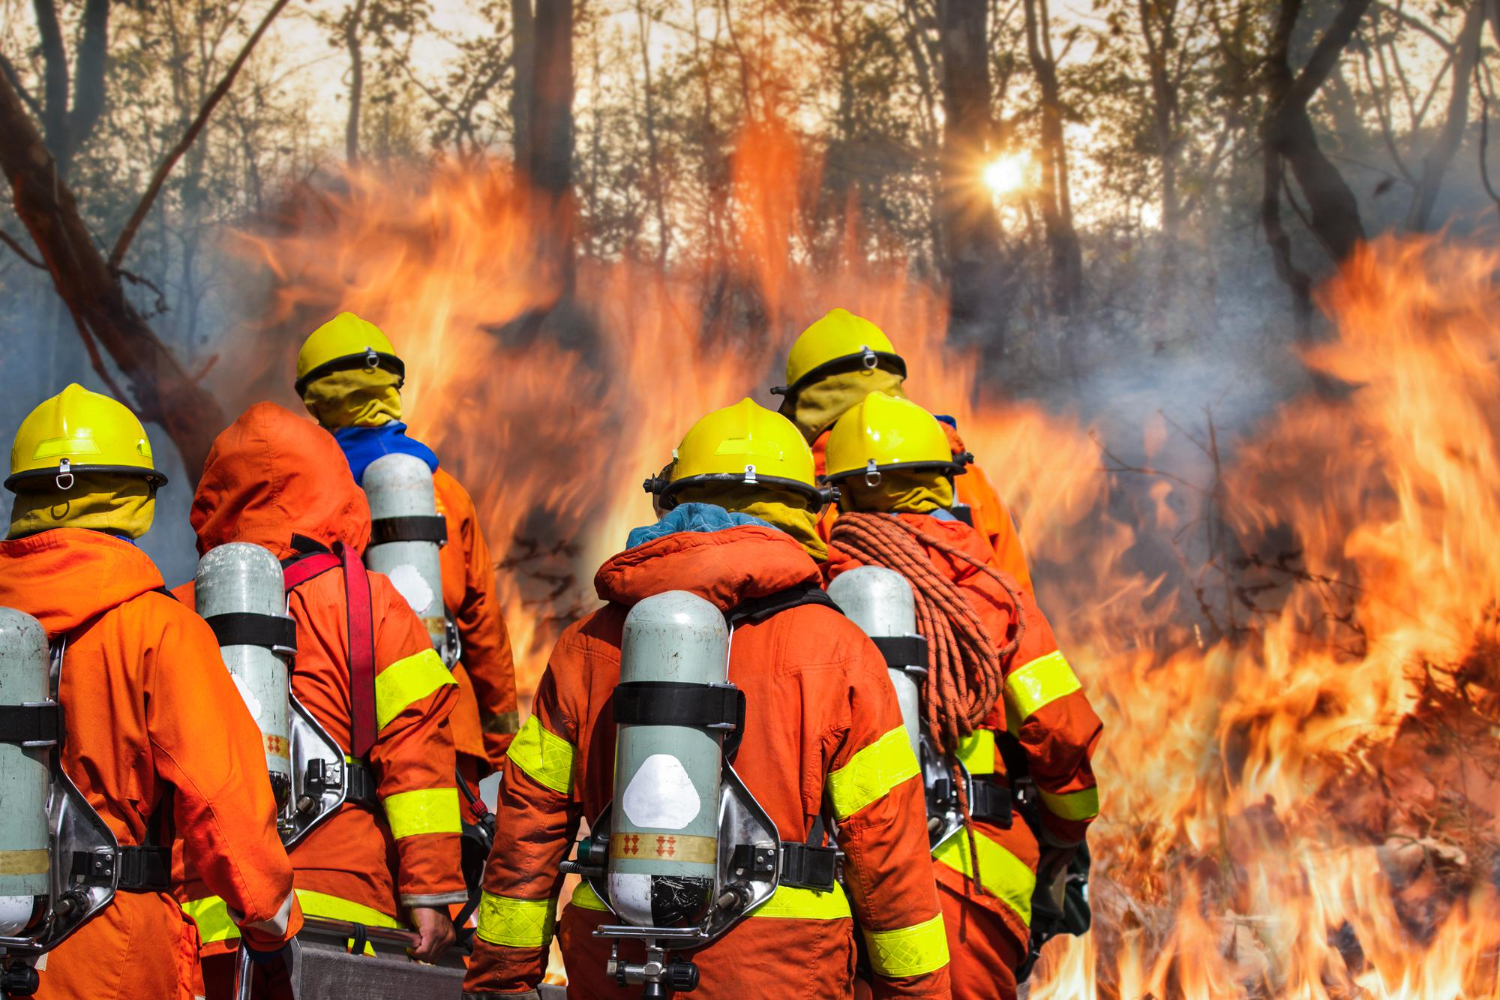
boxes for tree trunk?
[936,0,1008,347]
[1024,0,1084,315]
[636,0,671,263]
[0,71,224,480]
[1138,0,1182,236]
[345,0,368,165]
[510,0,535,169]
[528,0,575,196]
[1261,0,1370,287]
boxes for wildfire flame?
[219,123,1500,996]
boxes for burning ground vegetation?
[215,154,1500,997]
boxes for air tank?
[828,566,924,760]
[0,608,50,937]
[608,591,729,929]
[196,543,293,809]
[363,453,448,655]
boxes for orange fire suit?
[0,528,301,1000]
[173,403,465,975]
[464,522,951,998]
[828,514,1102,1000]
[812,425,1032,592]
[434,467,520,769]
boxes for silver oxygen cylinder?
[828,567,924,760]
[0,609,50,937]
[363,453,448,656]
[195,543,294,809]
[608,591,729,928]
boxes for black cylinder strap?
[369,515,448,547]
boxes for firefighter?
[823,392,1102,1000]
[462,399,950,999]
[774,308,1032,590]
[174,402,465,996]
[0,385,301,1000]
[296,311,520,788]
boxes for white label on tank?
[385,564,436,615]
[622,754,701,830]
[232,673,262,720]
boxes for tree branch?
[0,228,46,269]
[108,0,292,270]
[0,51,41,118]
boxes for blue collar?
[333,423,440,485]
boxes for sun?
[984,154,1030,197]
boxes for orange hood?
[191,402,371,559]
[595,524,821,612]
[0,528,165,638]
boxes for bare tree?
[936,0,1009,344]
[1406,0,1486,230]
[1023,0,1083,315]
[1260,0,1372,321]
[0,73,224,476]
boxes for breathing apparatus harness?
[0,612,176,997]
[561,583,843,997]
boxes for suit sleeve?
[438,471,521,763]
[464,652,582,995]
[1003,592,1102,846]
[144,600,302,950]
[827,634,951,998]
[367,574,467,907]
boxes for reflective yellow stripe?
[1040,786,1100,822]
[295,888,403,928]
[751,882,852,920]
[182,896,238,944]
[383,787,462,839]
[826,726,920,820]
[570,881,608,911]
[476,892,556,948]
[506,715,577,795]
[375,648,456,729]
[182,889,401,948]
[955,730,996,776]
[1005,651,1081,721]
[933,830,1035,926]
[570,880,849,920]
[863,913,950,978]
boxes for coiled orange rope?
[830,512,1024,755]
[830,512,1028,893]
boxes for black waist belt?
[74,845,172,893]
[968,777,1013,828]
[779,842,838,892]
[345,759,380,810]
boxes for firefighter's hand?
[409,905,456,963]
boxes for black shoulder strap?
[724,582,843,629]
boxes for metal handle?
[300,915,422,950]
[232,943,252,1000]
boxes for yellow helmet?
[294,311,405,395]
[644,398,828,509]
[6,384,167,492]
[774,308,906,398]
[824,392,964,485]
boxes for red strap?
[337,542,378,759]
[282,551,340,590]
